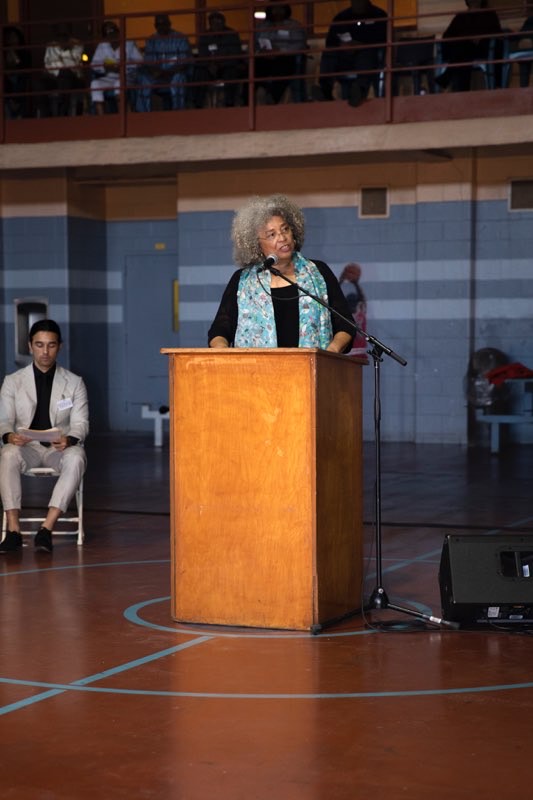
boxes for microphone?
[256,254,279,274]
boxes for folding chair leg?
[2,470,85,545]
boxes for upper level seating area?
[1,0,533,145]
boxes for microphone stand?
[264,265,457,631]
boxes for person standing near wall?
[339,262,368,358]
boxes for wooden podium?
[161,348,364,631]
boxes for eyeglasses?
[258,224,292,243]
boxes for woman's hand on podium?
[209,336,230,348]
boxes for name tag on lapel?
[57,397,73,411]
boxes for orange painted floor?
[1,433,533,800]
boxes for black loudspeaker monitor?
[439,533,533,627]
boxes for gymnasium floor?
[1,433,533,800]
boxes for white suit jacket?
[0,364,89,443]
[90,40,143,78]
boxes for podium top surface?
[160,347,367,365]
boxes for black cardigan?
[208,259,354,349]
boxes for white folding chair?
[1,467,84,546]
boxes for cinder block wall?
[1,153,532,443]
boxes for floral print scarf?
[234,252,333,348]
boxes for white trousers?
[0,442,86,512]
[90,74,120,103]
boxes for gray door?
[124,253,179,431]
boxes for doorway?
[123,253,180,432]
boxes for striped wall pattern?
[1,162,532,443]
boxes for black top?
[30,362,55,431]
[208,259,355,350]
[442,9,502,60]
[198,27,243,65]
[325,3,388,49]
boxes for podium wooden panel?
[161,348,364,631]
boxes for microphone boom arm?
[267,266,407,367]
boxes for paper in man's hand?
[17,427,61,443]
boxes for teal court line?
[3,522,533,715]
[125,596,445,638]
[0,559,170,578]
[2,674,533,705]
[0,637,212,717]
[124,596,339,638]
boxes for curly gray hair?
[231,194,305,267]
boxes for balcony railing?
[1,1,532,145]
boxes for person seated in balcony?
[136,14,192,111]
[3,25,31,119]
[516,6,533,87]
[312,0,388,107]
[36,26,86,117]
[192,11,246,108]
[90,20,143,115]
[254,1,308,104]
[437,0,503,92]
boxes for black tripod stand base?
[367,586,389,610]
[310,606,361,636]
[365,586,458,630]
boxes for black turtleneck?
[30,362,56,431]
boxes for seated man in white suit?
[0,319,88,554]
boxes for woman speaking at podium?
[208,194,354,353]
